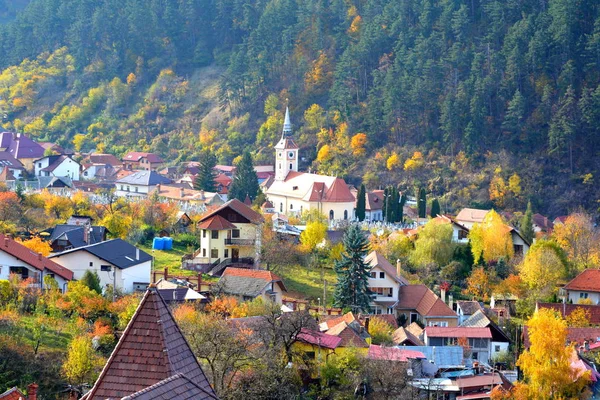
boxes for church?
[264,108,356,221]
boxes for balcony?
[224,238,256,246]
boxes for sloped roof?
[6,132,44,159]
[537,302,600,325]
[122,152,164,163]
[425,326,492,339]
[274,137,299,150]
[50,239,151,269]
[404,346,468,368]
[0,387,25,400]
[297,328,342,349]
[218,267,286,297]
[0,234,73,280]
[49,224,106,247]
[455,208,490,223]
[396,285,457,318]
[197,215,237,230]
[392,326,425,346]
[325,321,369,348]
[157,288,207,304]
[564,269,600,292]
[0,132,13,148]
[319,312,358,331]
[115,170,172,186]
[367,345,425,361]
[86,153,122,166]
[365,251,408,285]
[266,171,355,203]
[461,310,511,343]
[151,184,221,203]
[83,289,216,400]
[121,373,216,400]
[39,155,75,172]
[0,151,24,169]
[365,190,384,211]
[198,198,264,225]
[457,301,483,315]
[532,213,553,231]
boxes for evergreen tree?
[430,198,441,218]
[418,187,427,219]
[396,190,406,223]
[356,184,366,222]
[80,270,102,294]
[228,151,259,202]
[193,150,217,192]
[333,224,372,313]
[521,201,535,244]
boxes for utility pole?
[323,279,327,313]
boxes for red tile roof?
[365,251,408,285]
[83,289,216,400]
[198,198,264,225]
[396,285,457,318]
[297,328,342,349]
[122,373,216,400]
[455,373,502,389]
[0,387,25,400]
[564,269,600,292]
[532,213,553,232]
[197,215,237,230]
[325,178,356,202]
[122,152,164,163]
[319,312,358,331]
[425,327,492,339]
[0,234,73,280]
[325,321,369,348]
[367,345,425,361]
[222,267,281,282]
[537,302,600,325]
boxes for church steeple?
[274,106,299,181]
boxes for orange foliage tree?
[17,237,52,256]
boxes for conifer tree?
[228,151,259,202]
[194,150,217,192]
[418,187,427,219]
[521,201,535,244]
[333,224,372,313]
[430,198,441,218]
[396,190,406,223]
[80,270,102,294]
[356,184,366,222]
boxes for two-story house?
[34,155,81,181]
[563,269,600,305]
[365,251,408,314]
[1,132,45,172]
[45,217,108,253]
[122,151,164,171]
[0,234,73,292]
[396,284,459,327]
[461,310,511,360]
[423,326,493,364]
[49,239,151,293]
[114,170,172,197]
[191,199,264,274]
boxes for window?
[100,265,111,272]
[344,210,348,220]
[211,230,219,239]
[89,262,93,267]
[203,230,206,238]
[126,186,130,192]
[202,249,206,257]
[288,152,294,158]
[211,249,218,258]
[472,352,478,360]
[305,351,316,360]
[438,321,448,327]
[280,203,283,212]
[387,307,394,314]
[135,187,138,192]
[495,345,501,352]
[370,287,393,297]
[121,185,124,190]
[329,210,334,220]
[232,229,240,238]
[580,292,589,299]
[379,272,385,279]
[290,204,293,210]
[370,272,377,278]
[458,229,468,240]
[229,213,238,222]
[38,163,41,168]
[278,163,281,170]
[289,163,292,170]
[224,249,229,258]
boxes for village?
[0,109,598,400]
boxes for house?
[461,310,511,359]
[82,153,122,167]
[352,189,385,221]
[396,284,458,327]
[214,173,232,195]
[0,132,45,171]
[319,313,371,353]
[554,216,569,225]
[431,215,470,244]
[0,234,73,292]
[0,383,38,400]
[0,152,25,180]
[532,213,553,234]
[81,287,217,400]
[49,239,151,293]
[537,302,600,325]
[81,164,121,181]
[157,287,208,305]
[121,151,164,171]
[367,345,426,378]
[190,199,264,274]
[46,222,108,252]
[215,267,287,304]
[150,184,224,206]
[265,108,355,221]
[456,300,483,324]
[563,269,600,305]
[424,326,493,364]
[114,170,172,197]
[392,325,425,346]
[33,155,80,180]
[365,251,408,314]
[509,227,530,257]
[455,208,490,229]
[294,328,343,362]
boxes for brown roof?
[532,213,553,232]
[266,171,355,203]
[0,387,25,400]
[198,198,264,225]
[457,300,483,315]
[221,267,282,282]
[365,251,408,285]
[523,325,600,348]
[121,373,216,400]
[0,234,73,280]
[122,152,164,164]
[396,285,457,318]
[365,190,384,211]
[325,321,369,348]
[87,153,122,166]
[325,178,356,202]
[83,289,216,400]
[197,215,237,230]
[454,373,502,389]
[564,269,600,292]
[367,345,425,361]
[319,312,358,331]
[392,326,424,346]
[537,302,600,325]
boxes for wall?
[267,192,355,222]
[423,317,458,327]
[196,222,258,263]
[368,266,399,314]
[568,290,600,305]
[115,183,151,197]
[491,341,509,360]
[0,250,69,291]
[259,281,285,305]
[51,158,80,180]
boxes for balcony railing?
[224,238,256,246]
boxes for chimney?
[164,267,168,281]
[180,187,185,198]
[136,248,140,260]
[27,383,38,400]
[365,317,370,334]
[449,294,454,310]
[83,223,90,244]
[156,183,161,192]
[4,237,8,247]
[396,259,402,277]
[440,287,446,303]
[38,253,43,261]
[200,190,205,200]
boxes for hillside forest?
[0,0,599,216]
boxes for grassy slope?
[277,264,337,306]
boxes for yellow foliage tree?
[350,133,367,156]
[553,213,600,275]
[469,210,514,264]
[403,151,424,171]
[464,267,495,301]
[517,309,590,399]
[300,220,328,253]
[519,240,565,300]
[62,336,101,386]
[489,175,508,207]
[317,144,332,163]
[508,173,522,197]
[386,153,400,171]
[565,308,591,327]
[17,237,52,256]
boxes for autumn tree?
[17,237,51,256]
[565,308,591,327]
[62,336,101,387]
[80,270,102,294]
[464,267,496,301]
[368,317,394,345]
[519,240,566,301]
[469,210,514,264]
[300,220,327,254]
[553,213,600,276]
[517,309,590,399]
[410,220,454,268]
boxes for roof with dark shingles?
[48,225,106,248]
[115,170,172,186]
[121,373,216,400]
[6,132,44,159]
[50,239,151,269]
[82,289,217,400]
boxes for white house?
[365,251,408,314]
[455,208,489,229]
[49,239,151,293]
[114,170,172,197]
[0,234,72,292]
[563,269,600,305]
[34,155,80,181]
[431,215,469,244]
[461,310,511,360]
[264,108,356,221]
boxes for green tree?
[80,270,102,294]
[430,198,441,218]
[521,201,535,244]
[194,150,217,192]
[228,151,259,202]
[411,219,455,268]
[62,336,99,386]
[417,187,427,219]
[356,184,366,222]
[333,225,372,313]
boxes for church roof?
[274,107,298,150]
[267,171,355,203]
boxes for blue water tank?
[163,237,173,250]
[152,237,164,250]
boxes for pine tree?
[228,151,259,202]
[521,201,535,244]
[418,187,427,219]
[194,150,217,192]
[80,270,102,294]
[356,184,366,222]
[396,190,406,223]
[333,224,372,313]
[430,198,441,218]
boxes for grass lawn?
[277,264,337,305]
[0,314,73,353]
[139,243,196,277]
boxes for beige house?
[264,108,356,221]
[365,251,408,314]
[191,199,264,275]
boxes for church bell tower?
[274,107,298,181]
